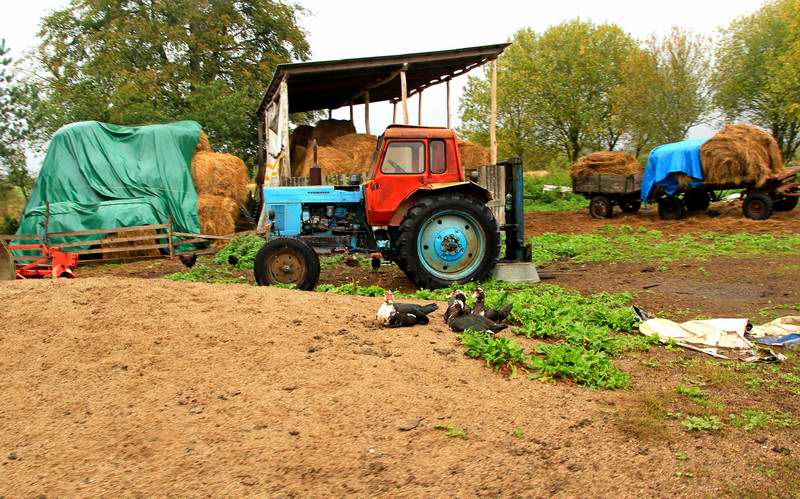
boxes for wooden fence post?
[167,216,174,258]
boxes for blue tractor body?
[261,184,370,250]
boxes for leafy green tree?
[30,0,311,167]
[712,0,800,160]
[0,39,36,208]
[460,22,637,165]
[613,28,711,156]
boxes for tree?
[459,21,637,166]
[30,0,311,167]
[712,0,800,160]
[0,39,36,205]
[613,28,711,156]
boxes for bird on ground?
[472,287,513,323]
[443,289,470,322]
[227,254,239,266]
[179,253,197,269]
[445,299,508,334]
[370,254,381,271]
[376,290,438,327]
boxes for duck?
[446,299,508,334]
[443,289,470,323]
[472,288,513,323]
[377,290,438,327]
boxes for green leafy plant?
[165,263,245,284]
[675,452,688,461]
[529,344,630,389]
[213,235,265,269]
[682,415,721,432]
[675,385,705,401]
[728,409,796,431]
[511,427,524,438]
[316,282,385,297]
[433,423,467,439]
[459,330,529,373]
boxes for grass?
[682,415,721,432]
[530,225,800,266]
[728,409,796,432]
[165,263,246,284]
[675,385,705,401]
[433,423,467,439]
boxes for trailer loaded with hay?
[641,125,799,220]
[570,151,643,218]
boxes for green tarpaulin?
[18,121,202,243]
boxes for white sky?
[1,0,767,169]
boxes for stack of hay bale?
[192,131,249,236]
[289,120,493,177]
[700,124,784,186]
[570,151,642,177]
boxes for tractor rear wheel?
[396,193,500,290]
[254,237,320,290]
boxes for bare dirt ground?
[1,277,799,497]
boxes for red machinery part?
[7,243,78,279]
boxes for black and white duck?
[472,287,513,323]
[443,289,470,322]
[445,299,507,334]
[377,290,438,327]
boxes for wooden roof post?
[446,79,452,129]
[490,59,497,164]
[328,108,332,120]
[417,90,423,126]
[279,78,291,180]
[392,101,397,124]
[364,90,370,135]
[349,103,353,122]
[400,67,409,125]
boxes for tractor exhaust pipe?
[0,241,15,280]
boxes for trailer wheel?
[254,237,320,290]
[396,193,500,290]
[658,196,685,220]
[589,195,613,219]
[773,196,798,212]
[620,197,641,214]
[743,192,774,220]
[683,189,710,212]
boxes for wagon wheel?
[683,189,710,212]
[657,196,684,220]
[773,195,798,212]
[620,197,641,214]
[589,195,613,219]
[742,192,774,220]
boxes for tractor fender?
[388,181,493,226]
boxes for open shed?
[256,43,509,187]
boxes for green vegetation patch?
[213,234,265,269]
[523,176,587,213]
[531,226,800,266]
[165,263,246,284]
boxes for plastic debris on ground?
[633,307,789,362]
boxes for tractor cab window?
[380,141,424,174]
[429,139,446,174]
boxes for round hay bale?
[196,131,212,152]
[570,151,642,177]
[290,145,308,177]
[197,195,238,237]
[290,125,314,149]
[0,241,15,280]
[458,140,491,169]
[312,119,356,146]
[331,133,377,172]
[298,146,353,176]
[700,124,784,187]
[191,151,249,201]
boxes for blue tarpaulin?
[641,139,708,201]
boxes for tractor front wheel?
[254,237,320,290]
[396,193,500,290]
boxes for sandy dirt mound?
[0,277,789,496]
[700,124,784,186]
[570,151,642,177]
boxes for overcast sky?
[2,0,767,167]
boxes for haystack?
[570,151,642,177]
[102,230,162,259]
[197,195,238,237]
[458,140,491,168]
[196,131,211,152]
[191,151,249,202]
[312,119,356,146]
[700,124,784,187]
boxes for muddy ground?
[1,278,799,497]
[2,206,799,496]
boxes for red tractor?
[256,125,529,290]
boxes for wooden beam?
[417,90,422,126]
[328,108,332,119]
[279,78,291,179]
[392,102,397,124]
[490,59,497,165]
[364,90,370,135]
[446,80,452,129]
[349,103,353,122]
[400,70,409,125]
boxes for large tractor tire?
[254,237,320,290]
[774,195,798,212]
[0,242,15,281]
[395,193,500,290]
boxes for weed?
[529,344,630,389]
[728,409,797,431]
[780,373,800,385]
[641,359,660,369]
[511,427,524,438]
[433,423,467,439]
[523,176,587,213]
[674,470,694,478]
[213,234,264,269]
[317,282,385,297]
[459,330,528,374]
[682,415,721,432]
[675,385,706,401]
[165,263,245,284]
[676,452,688,461]
[674,356,695,369]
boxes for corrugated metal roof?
[257,43,509,115]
